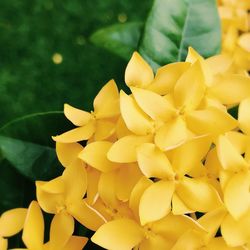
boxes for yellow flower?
[21,201,88,250]
[0,208,27,250]
[52,79,120,143]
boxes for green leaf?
[0,111,73,147]
[139,0,221,70]
[0,159,35,213]
[90,22,143,60]
[0,135,62,181]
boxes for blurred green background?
[0,0,152,127]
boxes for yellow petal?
[125,52,154,88]
[207,237,244,250]
[216,135,248,172]
[0,208,27,237]
[224,171,250,219]
[172,193,194,215]
[120,90,153,135]
[56,142,84,168]
[185,47,204,63]
[148,62,190,95]
[115,163,142,202]
[238,97,250,135]
[67,199,106,231]
[176,177,222,212]
[64,104,92,126]
[98,171,118,208]
[221,212,250,247]
[91,218,144,250]
[172,135,212,176]
[107,134,153,163]
[86,167,100,205]
[186,107,238,135]
[0,238,7,250]
[131,87,176,121]
[62,160,87,203]
[137,143,174,179]
[129,177,153,219]
[171,230,205,250]
[198,207,227,238]
[238,33,250,52]
[79,141,118,172]
[205,54,232,75]
[155,117,187,151]
[52,121,95,143]
[62,236,88,250]
[22,201,44,250]
[41,176,65,194]
[94,120,116,141]
[49,212,74,249]
[93,79,120,119]
[139,235,174,250]
[225,131,248,155]
[152,213,204,241]
[174,60,205,112]
[36,181,64,214]
[115,116,132,139]
[204,147,222,178]
[208,74,250,105]
[139,180,174,225]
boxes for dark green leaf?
[90,22,143,60]
[0,159,35,213]
[0,111,73,147]
[139,0,221,70]
[0,135,62,181]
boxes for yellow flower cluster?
[218,0,250,72]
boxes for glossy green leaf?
[0,135,62,181]
[139,0,221,69]
[90,22,143,60]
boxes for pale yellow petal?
[174,60,205,112]
[62,160,87,203]
[131,87,176,121]
[137,143,174,179]
[221,212,250,247]
[107,134,153,163]
[64,104,91,126]
[22,201,44,250]
[147,62,190,95]
[98,171,118,208]
[94,120,116,141]
[0,208,27,237]
[198,207,227,238]
[129,177,153,219]
[93,79,120,118]
[224,171,250,219]
[205,54,232,75]
[208,74,250,105]
[115,163,142,202]
[115,116,132,139]
[238,97,250,135]
[155,117,187,151]
[139,180,174,225]
[186,107,238,135]
[67,199,106,231]
[49,212,74,249]
[216,135,248,172]
[0,237,7,250]
[125,52,154,88]
[225,131,248,154]
[79,141,118,172]
[172,193,194,215]
[120,90,153,135]
[172,135,212,176]
[36,181,64,214]
[238,33,250,52]
[52,121,95,143]
[62,236,88,250]
[91,218,144,250]
[176,177,222,212]
[185,47,204,63]
[207,237,244,250]
[56,142,84,168]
